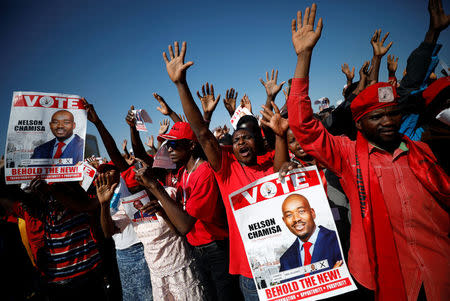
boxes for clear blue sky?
[1,0,449,158]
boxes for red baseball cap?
[351,82,398,122]
[157,122,197,142]
[422,76,450,107]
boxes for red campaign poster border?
[268,278,352,301]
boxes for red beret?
[351,82,398,122]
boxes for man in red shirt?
[287,3,449,301]
[158,41,289,300]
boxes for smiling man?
[279,194,342,279]
[31,110,84,163]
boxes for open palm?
[292,4,323,54]
[163,41,193,83]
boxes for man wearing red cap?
[287,3,449,301]
[135,122,240,301]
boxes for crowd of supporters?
[1,1,449,300]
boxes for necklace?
[182,158,201,210]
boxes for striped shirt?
[44,204,101,283]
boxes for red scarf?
[355,132,450,301]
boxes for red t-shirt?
[214,147,274,278]
[177,161,228,246]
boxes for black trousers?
[193,239,243,301]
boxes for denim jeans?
[193,240,243,301]
[239,276,259,301]
[116,242,153,301]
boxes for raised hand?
[141,199,164,216]
[370,29,393,57]
[179,114,187,123]
[122,139,128,151]
[341,63,355,82]
[354,61,372,95]
[86,156,101,169]
[213,126,224,140]
[159,119,170,135]
[81,98,100,124]
[292,3,323,55]
[133,159,158,189]
[260,69,286,99]
[278,161,305,181]
[146,136,155,149]
[428,0,450,33]
[153,93,172,116]
[222,124,230,135]
[387,54,399,74]
[95,172,118,205]
[240,94,252,113]
[125,106,136,127]
[282,87,289,102]
[197,82,221,118]
[163,41,194,83]
[125,155,136,166]
[259,102,289,137]
[224,88,238,116]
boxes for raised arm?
[353,61,372,96]
[368,29,393,85]
[387,54,399,85]
[260,69,286,114]
[134,162,195,235]
[197,82,220,126]
[153,93,182,123]
[125,106,154,167]
[223,88,238,117]
[145,136,158,154]
[260,102,289,171]
[399,0,449,97]
[163,41,222,171]
[425,0,449,44]
[81,98,129,172]
[122,139,130,159]
[288,4,344,175]
[292,4,323,79]
[341,63,355,87]
[95,173,119,238]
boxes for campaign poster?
[4,92,87,184]
[81,162,96,191]
[229,166,356,301]
[132,109,152,132]
[121,190,158,223]
[230,106,252,129]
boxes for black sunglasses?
[166,139,189,149]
